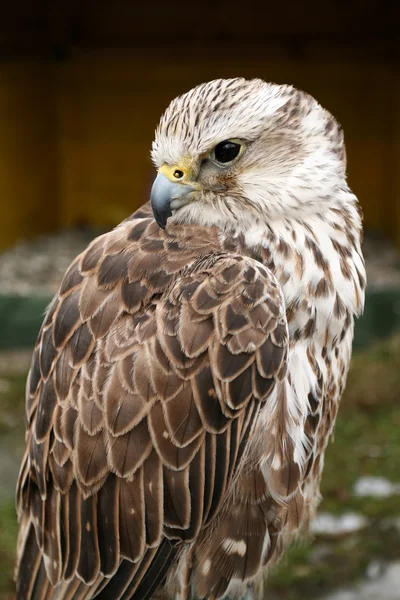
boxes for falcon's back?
[15,205,292,600]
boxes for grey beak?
[150,173,194,229]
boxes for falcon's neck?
[227,196,366,351]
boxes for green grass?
[0,372,26,597]
[0,336,399,598]
[0,502,18,594]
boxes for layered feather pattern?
[15,205,288,599]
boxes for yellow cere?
[159,157,197,185]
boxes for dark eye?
[213,140,242,164]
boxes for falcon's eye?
[212,140,242,165]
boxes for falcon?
[15,78,366,600]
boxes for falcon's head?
[151,77,348,231]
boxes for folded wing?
[15,214,288,600]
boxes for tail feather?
[16,513,178,600]
[15,519,100,600]
[16,521,42,600]
[30,561,50,600]
[126,540,177,600]
[96,540,177,600]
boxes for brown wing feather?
[15,205,288,599]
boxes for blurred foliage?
[0,336,399,598]
[345,334,400,408]
[0,502,18,594]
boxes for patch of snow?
[354,476,400,498]
[319,561,400,600]
[366,560,387,580]
[310,512,368,536]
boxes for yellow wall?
[0,49,398,250]
[0,63,58,249]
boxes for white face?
[150,78,348,231]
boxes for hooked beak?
[150,173,196,229]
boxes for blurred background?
[0,1,399,598]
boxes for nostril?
[173,169,184,179]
